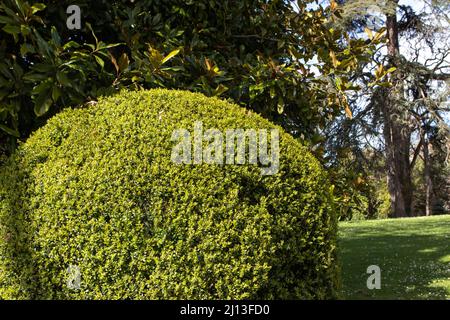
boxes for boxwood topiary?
[0,89,338,299]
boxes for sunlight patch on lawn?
[429,278,450,295]
[417,247,438,253]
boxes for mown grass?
[338,215,450,299]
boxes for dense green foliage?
[0,89,338,299]
[0,0,379,152]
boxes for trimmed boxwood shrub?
[0,89,338,299]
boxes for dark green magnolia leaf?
[56,71,71,87]
[20,43,35,56]
[94,50,109,59]
[12,61,23,78]
[51,27,61,46]
[0,16,15,24]
[20,24,31,37]
[34,29,52,58]
[34,90,53,116]
[0,64,12,78]
[0,6,18,20]
[97,43,123,51]
[94,55,105,68]
[0,124,19,137]
[14,0,27,16]
[213,84,228,96]
[65,64,86,79]
[23,72,48,82]
[31,63,55,73]
[2,24,20,35]
[62,41,81,50]
[31,79,52,96]
[52,85,61,102]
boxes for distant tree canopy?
[0,0,381,151]
[324,0,450,219]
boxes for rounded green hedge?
[0,89,338,299]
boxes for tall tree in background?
[383,0,414,217]
[327,0,450,218]
[383,0,449,217]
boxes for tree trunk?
[383,107,413,217]
[383,1,413,218]
[423,134,433,216]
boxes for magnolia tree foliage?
[0,0,381,151]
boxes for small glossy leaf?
[94,55,105,68]
[162,49,180,64]
[34,90,53,116]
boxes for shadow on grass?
[338,218,450,300]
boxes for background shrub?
[0,89,338,299]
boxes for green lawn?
[338,215,450,299]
